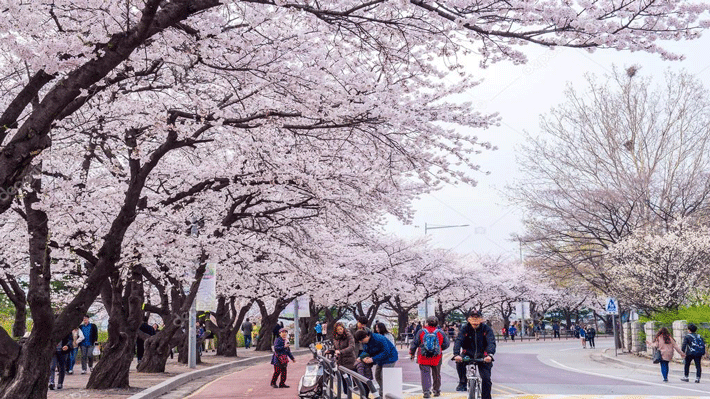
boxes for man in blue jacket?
[354,329,398,397]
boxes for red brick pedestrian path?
[188,354,310,399]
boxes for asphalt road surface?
[188,336,710,398]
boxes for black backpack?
[687,333,706,357]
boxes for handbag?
[652,348,662,364]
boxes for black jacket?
[56,333,73,354]
[453,322,496,360]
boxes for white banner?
[195,263,217,312]
[297,296,311,318]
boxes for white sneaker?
[81,370,86,374]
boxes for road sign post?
[605,298,619,356]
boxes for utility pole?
[294,297,300,349]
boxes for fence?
[622,320,709,359]
[307,344,383,399]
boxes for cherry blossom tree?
[1,2,710,398]
[605,219,710,313]
[513,69,710,299]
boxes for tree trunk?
[388,296,417,341]
[323,306,347,340]
[213,297,252,357]
[138,258,208,372]
[396,311,408,340]
[0,274,27,338]
[254,298,291,352]
[298,300,319,347]
[11,303,26,339]
[0,176,55,399]
[138,327,183,373]
[563,309,572,330]
[86,267,143,389]
[177,332,202,365]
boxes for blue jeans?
[660,360,669,380]
[66,347,78,372]
[244,334,252,348]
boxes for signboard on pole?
[512,301,530,320]
[297,296,311,318]
[605,298,618,315]
[196,263,217,312]
[417,298,436,319]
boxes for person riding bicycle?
[453,310,496,398]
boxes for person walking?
[587,326,596,348]
[409,316,450,398]
[453,310,496,398]
[66,326,84,374]
[508,324,517,342]
[501,326,508,342]
[552,321,560,339]
[647,327,685,382]
[534,323,541,341]
[78,315,98,374]
[270,328,296,388]
[579,325,587,348]
[313,321,323,342]
[680,324,705,383]
[241,318,253,349]
[406,322,415,344]
[354,329,398,398]
[204,328,215,352]
[49,332,72,390]
[315,321,323,342]
[136,316,156,365]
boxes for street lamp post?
[422,222,469,320]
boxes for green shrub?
[641,305,710,357]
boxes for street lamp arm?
[424,223,470,234]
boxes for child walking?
[271,328,296,388]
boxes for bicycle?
[452,355,489,399]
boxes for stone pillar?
[623,322,632,352]
[644,321,657,356]
[673,320,687,346]
[630,321,644,353]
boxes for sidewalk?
[46,348,274,399]
[600,347,710,368]
[188,353,312,399]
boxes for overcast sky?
[385,33,710,262]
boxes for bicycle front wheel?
[468,379,481,399]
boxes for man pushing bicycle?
[453,310,496,398]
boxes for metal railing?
[338,365,381,399]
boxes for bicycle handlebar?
[451,355,493,363]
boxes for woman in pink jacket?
[647,327,685,382]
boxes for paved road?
[188,337,710,398]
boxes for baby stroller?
[298,340,334,398]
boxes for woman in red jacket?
[409,317,450,398]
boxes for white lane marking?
[548,359,710,395]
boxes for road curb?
[127,349,311,399]
[600,348,710,368]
